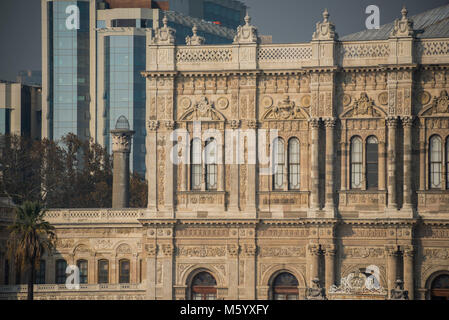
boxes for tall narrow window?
[56,259,67,284]
[98,259,109,284]
[191,139,202,190]
[288,138,300,190]
[446,138,449,189]
[430,135,442,189]
[205,138,217,190]
[35,260,46,284]
[351,137,363,189]
[77,260,88,284]
[119,259,130,284]
[4,259,9,285]
[366,136,379,189]
[273,138,285,190]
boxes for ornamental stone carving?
[312,9,338,41]
[161,244,174,256]
[227,244,239,257]
[179,96,225,121]
[153,15,175,45]
[323,117,337,128]
[329,269,387,295]
[262,96,306,120]
[306,278,326,300]
[259,246,306,257]
[401,116,414,127]
[233,13,259,44]
[390,280,409,300]
[111,131,133,153]
[386,116,398,128]
[390,6,414,38]
[242,244,257,257]
[343,92,383,118]
[185,24,205,46]
[145,244,157,257]
[308,118,321,129]
[116,243,132,254]
[425,90,449,115]
[177,245,226,257]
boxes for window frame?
[205,138,218,190]
[366,136,379,190]
[55,259,67,284]
[119,259,130,284]
[76,259,88,284]
[191,138,202,190]
[288,138,300,190]
[273,138,285,190]
[429,135,443,189]
[98,259,109,284]
[351,136,363,189]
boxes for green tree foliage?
[0,134,148,208]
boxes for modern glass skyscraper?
[42,0,244,176]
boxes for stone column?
[402,116,414,209]
[419,121,427,191]
[386,117,398,210]
[147,120,159,210]
[111,126,135,208]
[324,245,336,291]
[386,245,398,296]
[145,243,157,299]
[164,121,175,213]
[242,244,257,299]
[227,244,239,299]
[161,243,174,300]
[309,118,321,210]
[403,246,415,300]
[324,118,336,213]
[308,244,320,286]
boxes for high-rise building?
[0,81,42,140]
[41,0,244,175]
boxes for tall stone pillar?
[309,118,321,211]
[386,117,398,210]
[308,244,320,286]
[386,245,398,297]
[111,119,135,209]
[324,245,336,291]
[378,141,386,191]
[324,118,336,214]
[402,116,414,210]
[145,243,157,299]
[403,246,415,300]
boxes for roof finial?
[192,24,198,36]
[323,8,329,22]
[401,5,408,19]
[162,14,168,28]
[244,10,251,25]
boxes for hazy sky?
[0,0,448,81]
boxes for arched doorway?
[271,272,299,300]
[431,274,449,300]
[190,271,217,300]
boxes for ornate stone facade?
[1,7,449,300]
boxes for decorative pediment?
[262,96,309,121]
[419,90,449,117]
[179,96,225,121]
[329,266,387,296]
[340,93,386,118]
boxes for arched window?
[271,272,299,300]
[191,138,202,190]
[191,271,217,300]
[288,138,300,190]
[55,259,67,284]
[431,274,449,300]
[77,259,88,284]
[205,138,217,190]
[119,259,130,284]
[273,138,285,190]
[351,137,363,189]
[366,136,379,189]
[4,259,9,285]
[430,136,442,189]
[35,260,46,284]
[98,259,109,284]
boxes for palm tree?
[7,201,56,300]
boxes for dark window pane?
[119,260,130,284]
[98,260,109,284]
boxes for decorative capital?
[308,244,321,256]
[312,8,338,41]
[324,244,336,256]
[145,244,158,257]
[111,130,134,153]
[247,119,259,129]
[385,245,398,257]
[386,116,398,128]
[186,24,205,46]
[164,120,176,130]
[233,12,260,44]
[401,116,415,128]
[227,244,239,257]
[242,244,257,257]
[323,117,337,128]
[153,14,176,45]
[228,119,241,129]
[308,118,321,129]
[390,5,414,38]
[403,245,415,257]
[161,244,174,256]
[148,120,160,131]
